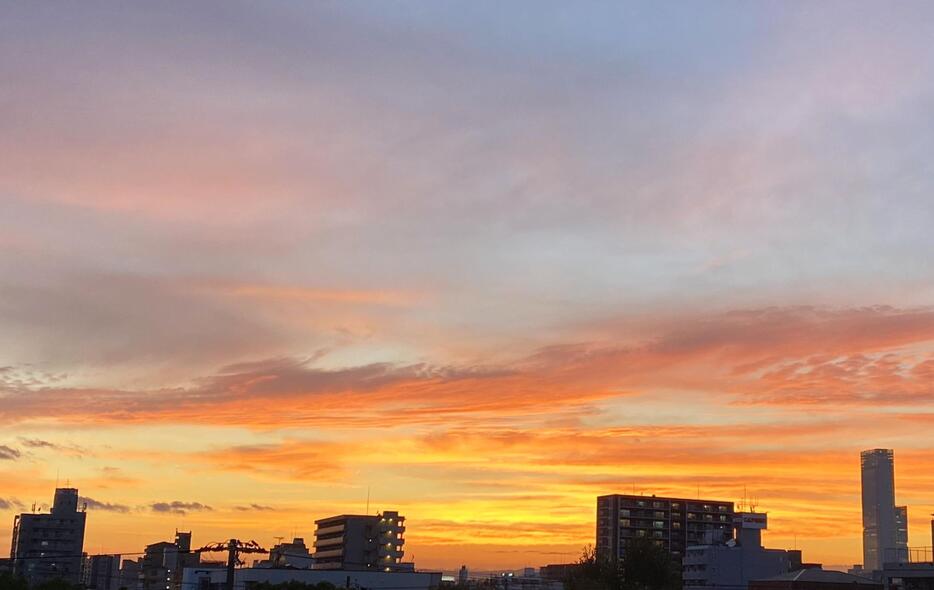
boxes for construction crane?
[195,539,267,590]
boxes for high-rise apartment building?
[597,495,734,562]
[313,511,406,571]
[10,487,88,586]
[861,449,908,571]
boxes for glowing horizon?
[2,0,934,574]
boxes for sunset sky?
[2,1,934,573]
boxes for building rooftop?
[757,570,877,585]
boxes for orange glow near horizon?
[3,1,934,576]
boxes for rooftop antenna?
[366,486,371,515]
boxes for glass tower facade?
[861,449,905,571]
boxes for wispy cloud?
[150,501,213,516]
[233,504,275,512]
[80,497,130,513]
[0,445,21,460]
[0,498,24,511]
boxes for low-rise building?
[181,565,441,590]
[879,548,934,590]
[683,512,803,590]
[139,531,201,590]
[750,569,882,590]
[254,538,313,569]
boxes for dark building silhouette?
[750,569,882,590]
[84,554,121,590]
[118,558,142,590]
[10,487,88,587]
[313,511,406,571]
[255,538,313,569]
[597,494,734,562]
[139,531,200,590]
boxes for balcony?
[314,536,343,549]
[315,525,345,537]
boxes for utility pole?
[196,539,267,590]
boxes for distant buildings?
[539,563,579,582]
[683,512,807,590]
[10,487,87,587]
[313,511,407,571]
[597,494,734,562]
[255,538,313,569]
[181,564,440,590]
[138,531,200,590]
[749,569,882,590]
[861,449,908,571]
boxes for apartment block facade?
[313,511,406,571]
[597,494,734,562]
[10,488,88,586]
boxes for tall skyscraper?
[861,449,907,571]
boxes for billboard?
[734,512,767,529]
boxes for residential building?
[597,494,734,562]
[10,487,87,586]
[750,569,882,590]
[683,512,804,590]
[139,531,201,590]
[85,554,121,590]
[255,538,313,569]
[181,564,441,590]
[118,559,142,590]
[861,449,908,571]
[313,511,406,571]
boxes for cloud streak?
[150,501,213,516]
